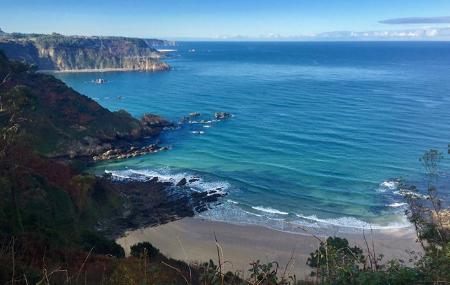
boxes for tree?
[402,149,450,282]
[307,237,365,284]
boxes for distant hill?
[0,31,172,71]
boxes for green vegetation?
[0,51,183,284]
[0,51,448,284]
[0,50,165,157]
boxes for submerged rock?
[214,112,232,120]
[189,112,201,117]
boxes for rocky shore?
[90,110,234,237]
[93,144,170,161]
[97,175,226,238]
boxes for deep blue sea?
[56,42,450,233]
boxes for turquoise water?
[56,42,450,233]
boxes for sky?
[1,0,450,40]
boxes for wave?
[200,201,411,234]
[378,179,400,192]
[106,169,412,232]
[252,206,289,215]
[105,168,230,195]
[388,202,407,208]
[294,213,410,230]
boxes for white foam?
[294,213,410,230]
[388,202,407,208]
[243,210,264,217]
[105,170,412,232]
[378,180,399,192]
[105,168,230,195]
[252,206,289,215]
[394,189,429,199]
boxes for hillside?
[0,50,170,157]
[0,52,203,284]
[0,31,170,71]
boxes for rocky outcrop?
[97,175,226,237]
[0,32,171,71]
[214,112,232,120]
[93,144,169,161]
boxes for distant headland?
[0,29,174,72]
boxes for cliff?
[0,31,171,71]
[0,50,170,157]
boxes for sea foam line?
[252,206,289,215]
[105,168,230,195]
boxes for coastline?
[116,217,421,279]
[42,66,170,73]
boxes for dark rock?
[214,112,232,120]
[92,143,169,161]
[176,178,187,187]
[96,175,227,238]
[189,112,201,117]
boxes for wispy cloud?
[380,16,450,24]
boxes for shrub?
[130,241,160,258]
[80,231,125,258]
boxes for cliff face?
[0,32,170,71]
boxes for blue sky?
[1,0,450,39]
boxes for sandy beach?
[116,217,421,279]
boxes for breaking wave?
[105,169,412,233]
[252,206,289,215]
[105,168,230,195]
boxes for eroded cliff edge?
[0,30,171,72]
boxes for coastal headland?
[0,30,171,72]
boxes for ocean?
[56,41,450,233]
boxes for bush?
[80,231,125,258]
[130,241,160,258]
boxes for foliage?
[402,149,450,282]
[1,50,449,284]
[130,241,160,258]
[0,49,160,157]
[304,149,450,284]
[307,237,365,284]
[80,231,125,258]
[248,260,281,285]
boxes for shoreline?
[40,66,170,73]
[116,216,421,278]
